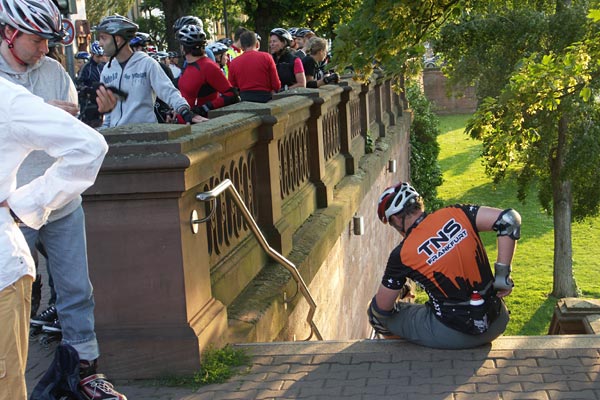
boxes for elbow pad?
[493,208,521,240]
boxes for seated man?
[369,182,519,349]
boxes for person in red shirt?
[229,31,281,103]
[368,182,520,349]
[176,24,239,117]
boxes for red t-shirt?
[228,50,281,93]
[178,56,234,109]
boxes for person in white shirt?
[0,1,125,399]
[0,77,107,400]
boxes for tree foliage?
[405,83,444,210]
[85,0,136,28]
[442,1,600,297]
[331,0,463,81]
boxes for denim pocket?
[0,358,6,378]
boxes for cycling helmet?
[0,0,64,40]
[173,15,203,33]
[146,44,157,54]
[129,32,150,47]
[75,51,90,60]
[90,41,104,55]
[93,14,138,40]
[255,32,262,43]
[177,24,206,46]
[270,28,292,46]
[296,28,314,38]
[377,182,420,223]
[218,37,233,47]
[206,42,228,56]
[156,51,169,59]
[288,27,299,37]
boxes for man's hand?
[95,85,117,114]
[0,200,8,208]
[47,100,79,116]
[495,288,513,298]
[367,297,395,336]
[192,115,209,123]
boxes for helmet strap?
[5,29,27,66]
[107,35,129,68]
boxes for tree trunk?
[551,114,577,297]
[252,2,281,52]
[160,0,188,52]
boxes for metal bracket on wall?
[193,179,323,341]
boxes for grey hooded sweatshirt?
[100,51,189,128]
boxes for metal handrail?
[193,179,323,341]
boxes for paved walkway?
[26,334,600,399]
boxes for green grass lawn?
[435,114,600,335]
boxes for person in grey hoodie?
[0,1,126,399]
[94,14,206,128]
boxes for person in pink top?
[229,31,281,103]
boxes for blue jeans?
[21,205,99,361]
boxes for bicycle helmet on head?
[270,28,292,46]
[288,27,299,37]
[296,28,314,38]
[75,51,90,60]
[93,14,138,40]
[90,41,104,55]
[206,42,228,56]
[377,182,420,224]
[173,15,203,33]
[218,37,233,47]
[0,0,64,40]
[177,24,206,47]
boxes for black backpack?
[30,344,85,400]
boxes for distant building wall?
[423,69,477,115]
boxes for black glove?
[323,73,339,84]
[197,102,213,118]
[180,108,194,124]
[367,297,395,336]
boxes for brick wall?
[422,69,477,115]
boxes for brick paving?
[26,335,600,399]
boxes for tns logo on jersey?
[417,219,468,265]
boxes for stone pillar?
[84,123,232,379]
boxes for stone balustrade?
[82,74,411,378]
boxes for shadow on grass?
[515,295,558,335]
[438,144,481,180]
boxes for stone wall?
[82,75,410,378]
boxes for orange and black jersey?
[382,205,494,304]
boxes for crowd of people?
[0,1,519,399]
[66,16,340,127]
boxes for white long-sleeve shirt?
[0,77,108,292]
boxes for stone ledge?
[548,298,600,334]
[235,334,600,356]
